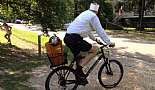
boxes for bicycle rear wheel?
[45,66,77,90]
[98,60,123,88]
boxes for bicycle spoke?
[45,66,77,90]
[64,70,71,80]
[72,84,78,90]
[98,60,123,88]
[56,70,63,77]
[66,80,76,84]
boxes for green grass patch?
[1,27,50,46]
[106,29,155,41]
[12,27,49,46]
[122,27,155,31]
[0,30,6,43]
[145,28,155,31]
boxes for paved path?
[12,24,155,90]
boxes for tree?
[0,0,74,31]
[74,0,113,27]
[0,0,113,31]
[137,0,145,31]
[36,0,74,30]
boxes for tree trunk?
[137,0,145,32]
[74,0,78,18]
[85,0,91,10]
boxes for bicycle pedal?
[77,78,88,86]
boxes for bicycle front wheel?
[98,60,123,88]
[45,66,77,90]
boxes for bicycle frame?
[51,43,114,84]
[85,45,110,77]
[45,43,124,90]
[67,45,111,77]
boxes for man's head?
[89,3,99,14]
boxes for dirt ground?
[1,24,155,90]
[27,31,155,90]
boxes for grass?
[12,27,49,46]
[1,27,50,46]
[106,29,155,41]
[123,27,155,31]
[0,28,49,90]
[0,30,6,43]
[145,28,155,31]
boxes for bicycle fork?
[105,58,113,75]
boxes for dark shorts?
[64,33,92,57]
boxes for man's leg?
[4,34,8,40]
[8,34,11,43]
[80,46,98,67]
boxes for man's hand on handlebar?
[95,39,102,45]
[95,39,115,47]
[95,39,101,43]
[109,42,115,47]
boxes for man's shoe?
[75,66,86,78]
[75,66,88,85]
[77,78,88,85]
[76,75,88,85]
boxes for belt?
[66,33,79,35]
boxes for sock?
[76,65,86,77]
[77,65,83,70]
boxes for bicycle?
[45,42,124,90]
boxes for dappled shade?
[0,42,46,89]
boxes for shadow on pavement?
[109,46,155,90]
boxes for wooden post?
[38,32,43,56]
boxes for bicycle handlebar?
[96,41,115,48]
[97,41,107,47]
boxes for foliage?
[0,0,74,29]
[122,0,155,15]
[75,0,113,27]
[98,0,113,25]
[92,0,113,19]
[37,0,74,30]
[0,0,113,30]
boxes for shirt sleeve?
[90,16,111,45]
[88,32,96,41]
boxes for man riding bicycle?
[64,3,115,82]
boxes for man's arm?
[88,32,96,41]
[9,26,12,30]
[1,24,6,31]
[90,16,111,45]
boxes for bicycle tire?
[98,60,124,88]
[45,66,78,90]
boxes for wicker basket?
[45,40,64,67]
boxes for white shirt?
[67,10,111,45]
